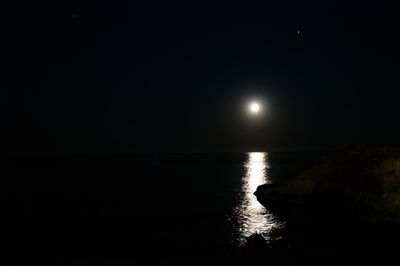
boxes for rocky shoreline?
[254,148,400,223]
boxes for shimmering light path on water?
[233,152,282,245]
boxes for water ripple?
[233,152,283,245]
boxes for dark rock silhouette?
[255,148,400,222]
[245,233,266,249]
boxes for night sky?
[2,1,400,154]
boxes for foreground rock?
[244,233,266,249]
[255,148,400,222]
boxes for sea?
[2,152,398,265]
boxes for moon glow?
[249,102,261,114]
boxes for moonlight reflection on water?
[233,152,282,245]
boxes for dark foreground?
[2,153,399,265]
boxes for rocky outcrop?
[255,148,400,222]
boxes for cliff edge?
[255,148,400,222]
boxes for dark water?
[2,152,397,265]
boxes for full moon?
[249,102,261,114]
